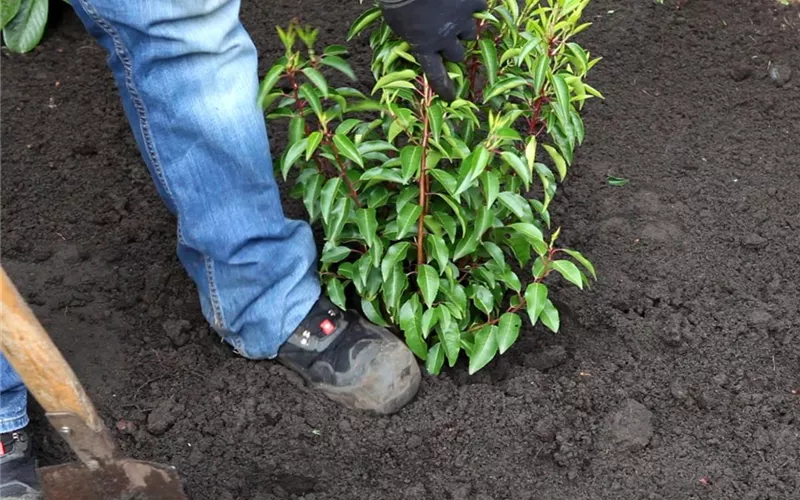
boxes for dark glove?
[379,0,487,102]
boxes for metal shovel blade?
[39,458,188,500]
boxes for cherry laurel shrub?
[259,0,600,375]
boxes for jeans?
[0,0,321,432]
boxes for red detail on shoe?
[320,319,336,335]
[0,440,5,456]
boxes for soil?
[2,0,799,499]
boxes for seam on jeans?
[77,0,177,211]
[176,218,188,246]
[204,256,227,330]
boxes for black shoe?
[278,298,421,414]
[0,427,43,500]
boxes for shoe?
[278,297,421,414]
[0,427,43,500]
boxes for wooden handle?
[0,266,105,432]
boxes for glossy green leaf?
[498,192,533,221]
[400,145,423,181]
[551,260,584,289]
[429,102,444,142]
[551,72,571,126]
[533,55,548,92]
[562,249,596,279]
[497,312,522,354]
[320,244,351,264]
[479,38,499,86]
[425,342,445,375]
[302,67,329,98]
[455,146,491,195]
[483,76,528,102]
[305,131,323,161]
[326,196,352,244]
[434,212,458,243]
[347,6,382,40]
[480,170,500,208]
[326,277,346,310]
[417,264,439,308]
[473,285,495,316]
[381,242,411,281]
[501,151,532,190]
[361,298,390,327]
[281,138,308,179]
[396,203,422,239]
[2,0,46,53]
[372,69,418,93]
[257,63,286,109]
[319,177,341,225]
[540,299,560,332]
[524,283,548,326]
[429,169,459,198]
[421,307,439,339]
[355,208,378,248]
[299,83,323,118]
[468,325,498,374]
[333,134,364,168]
[302,173,324,220]
[321,55,357,80]
[400,295,427,360]
[543,144,568,181]
[383,263,408,315]
[438,310,461,367]
[427,234,449,273]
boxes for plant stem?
[416,81,433,267]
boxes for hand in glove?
[379,0,487,102]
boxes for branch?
[416,81,433,266]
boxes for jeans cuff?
[0,414,30,434]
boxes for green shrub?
[260,0,601,375]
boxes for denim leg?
[70,0,320,359]
[0,354,29,433]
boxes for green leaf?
[355,208,378,248]
[281,138,308,179]
[473,285,495,316]
[321,55,357,80]
[482,242,505,266]
[347,6,382,40]
[551,73,571,126]
[326,196,352,244]
[305,131,323,161]
[455,146,491,195]
[425,342,445,375]
[381,242,411,281]
[319,177,341,225]
[429,169,459,198]
[302,173,324,220]
[400,145,423,181]
[501,151,532,190]
[438,310,461,367]
[323,44,348,56]
[288,116,305,148]
[524,283,548,326]
[320,244,351,264]
[417,264,439,308]
[372,69,418,93]
[427,234,449,274]
[299,83,323,118]
[396,203,422,239]
[479,38,499,86]
[562,249,596,279]
[483,76,528,102]
[468,326,498,374]
[383,263,408,315]
[497,313,522,354]
[257,63,286,109]
[302,67,329,98]
[533,55,548,92]
[607,175,629,187]
[434,212,458,243]
[498,192,534,221]
[480,171,500,208]
[421,307,439,339]
[3,0,46,53]
[333,133,364,167]
[400,295,427,360]
[361,298,390,327]
[543,144,568,181]
[540,299,560,332]
[453,232,479,260]
[429,102,444,142]
[326,277,346,310]
[435,194,467,236]
[551,260,584,289]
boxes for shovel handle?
[0,266,107,434]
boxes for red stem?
[416,82,433,267]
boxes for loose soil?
[2,1,799,499]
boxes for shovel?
[0,266,188,500]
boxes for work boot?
[278,298,421,414]
[0,427,43,500]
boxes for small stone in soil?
[769,64,792,86]
[670,382,688,400]
[602,399,654,452]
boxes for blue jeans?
[0,0,321,433]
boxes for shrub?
[260,0,601,375]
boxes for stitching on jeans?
[77,0,177,209]
[204,256,227,330]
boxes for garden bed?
[2,0,799,498]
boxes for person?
[0,0,486,497]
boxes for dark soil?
[3,1,800,499]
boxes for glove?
[379,0,487,102]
